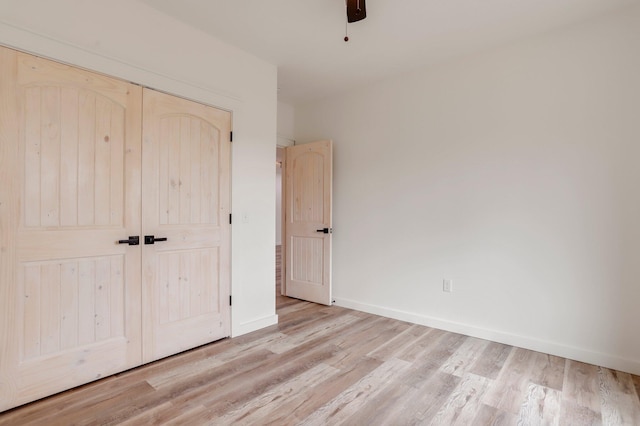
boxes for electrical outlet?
[443,279,453,293]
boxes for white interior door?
[141,89,231,363]
[0,47,143,411]
[284,140,333,305]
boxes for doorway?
[275,140,333,306]
[276,146,285,298]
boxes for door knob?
[144,235,168,245]
[316,228,332,234]
[118,236,140,245]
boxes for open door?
[284,140,333,305]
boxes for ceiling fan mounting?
[346,0,367,23]
[344,0,367,41]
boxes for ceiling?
[140,0,634,105]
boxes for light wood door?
[141,89,231,362]
[284,140,333,305]
[0,47,143,411]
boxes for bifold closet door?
[0,47,143,411]
[141,89,231,363]
[0,46,232,411]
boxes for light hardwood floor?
[1,260,639,424]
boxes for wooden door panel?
[142,89,230,363]
[156,249,220,323]
[22,86,126,228]
[157,116,221,226]
[0,47,142,411]
[18,229,132,261]
[20,256,125,359]
[292,152,327,223]
[285,141,333,305]
[291,237,324,284]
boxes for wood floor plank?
[92,348,278,425]
[337,346,461,425]
[558,398,603,425]
[471,403,518,425]
[114,336,235,384]
[159,404,208,426]
[110,343,340,425]
[402,353,444,390]
[274,304,330,332]
[0,379,155,426]
[516,383,562,426]
[146,333,290,389]
[529,351,566,391]
[48,381,159,426]
[598,367,640,425]
[563,360,603,415]
[197,344,344,415]
[273,299,313,315]
[439,336,489,377]
[326,316,412,369]
[2,292,640,425]
[482,347,536,414]
[366,343,465,424]
[260,357,383,425]
[471,403,498,425]
[339,380,415,425]
[633,374,640,403]
[227,323,281,346]
[366,323,431,361]
[394,327,447,362]
[212,362,339,424]
[404,330,467,376]
[275,308,329,333]
[429,372,491,425]
[394,370,462,423]
[299,357,413,425]
[118,401,176,426]
[469,341,513,380]
[267,313,362,354]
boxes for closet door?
[141,89,231,362]
[0,47,142,411]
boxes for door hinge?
[230,131,233,142]
[229,213,232,224]
[229,295,232,306]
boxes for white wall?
[277,101,296,144]
[295,6,640,374]
[0,0,278,336]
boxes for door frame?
[0,45,238,411]
[276,137,294,297]
[0,33,258,336]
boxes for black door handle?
[316,228,332,234]
[118,236,140,245]
[145,235,168,245]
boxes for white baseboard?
[232,314,279,338]
[334,297,640,376]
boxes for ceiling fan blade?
[346,0,366,23]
